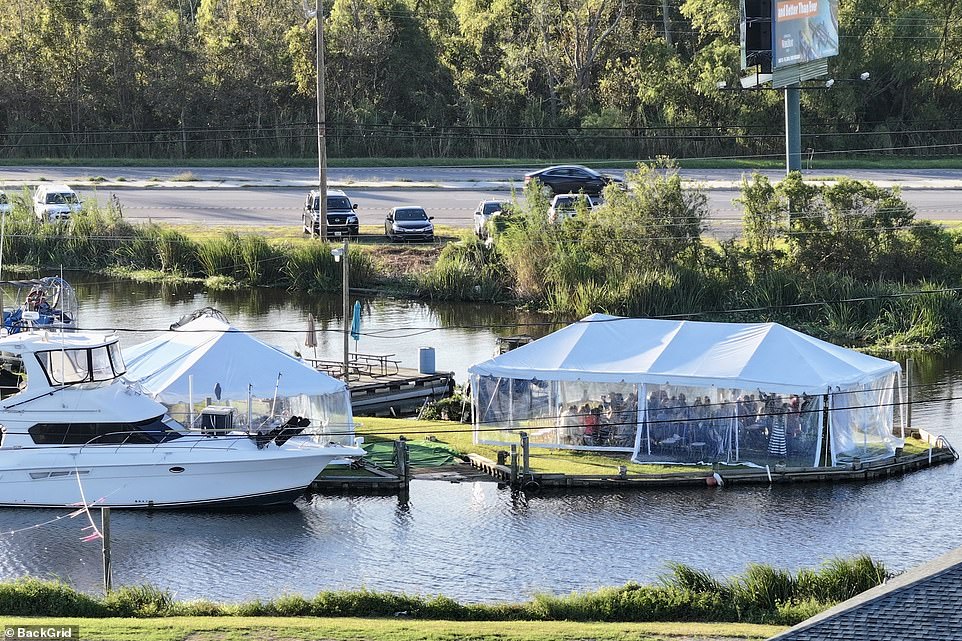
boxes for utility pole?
[784,84,802,173]
[315,0,328,239]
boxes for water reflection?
[66,272,556,383]
[0,276,961,602]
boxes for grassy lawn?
[161,223,468,244]
[3,155,962,170]
[354,418,935,477]
[0,617,785,641]
[355,417,711,476]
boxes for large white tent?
[469,314,903,467]
[124,311,353,445]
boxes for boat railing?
[75,430,249,454]
[74,429,318,454]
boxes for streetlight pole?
[315,0,328,239]
[341,238,350,381]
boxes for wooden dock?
[467,447,958,491]
[348,367,455,416]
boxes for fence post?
[510,444,518,487]
[520,431,530,481]
[101,507,112,594]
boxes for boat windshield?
[28,415,184,445]
[36,343,125,385]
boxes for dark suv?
[303,189,359,238]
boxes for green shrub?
[0,578,105,617]
[102,584,174,617]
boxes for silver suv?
[303,189,359,238]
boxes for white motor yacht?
[0,328,364,508]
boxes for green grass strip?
[0,617,785,641]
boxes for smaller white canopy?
[124,315,346,404]
[469,314,899,394]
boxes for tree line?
[0,0,960,160]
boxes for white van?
[34,185,81,223]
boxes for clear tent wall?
[164,389,355,445]
[471,373,902,467]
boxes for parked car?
[303,189,359,238]
[473,200,505,238]
[385,206,434,242]
[33,184,81,223]
[0,190,11,215]
[547,193,602,223]
[523,165,622,196]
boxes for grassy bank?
[5,164,962,350]
[0,617,784,641]
[0,556,887,626]
[3,156,962,169]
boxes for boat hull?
[0,440,363,509]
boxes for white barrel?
[418,347,436,374]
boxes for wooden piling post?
[510,444,518,487]
[101,507,112,594]
[395,436,409,486]
[520,431,530,481]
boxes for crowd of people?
[556,392,639,447]
[547,388,819,462]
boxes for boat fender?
[706,472,724,487]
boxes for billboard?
[740,0,772,71]
[773,0,839,68]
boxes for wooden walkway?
[348,367,455,416]
[467,447,958,490]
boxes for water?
[0,276,960,602]
[67,274,555,383]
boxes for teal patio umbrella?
[349,300,361,352]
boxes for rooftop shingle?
[769,547,962,640]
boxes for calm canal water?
[0,275,959,602]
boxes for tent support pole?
[821,393,830,467]
[905,357,913,432]
[188,374,194,430]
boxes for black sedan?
[385,206,435,242]
[523,165,623,195]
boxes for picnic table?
[350,352,399,377]
[304,353,400,379]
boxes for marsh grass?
[0,207,380,293]
[0,557,887,625]
[419,238,508,301]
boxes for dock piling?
[520,431,530,481]
[510,444,518,487]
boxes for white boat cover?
[469,313,899,394]
[124,315,346,402]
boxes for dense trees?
[0,0,960,159]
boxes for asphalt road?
[1,166,959,235]
[3,165,962,184]
[72,186,962,237]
